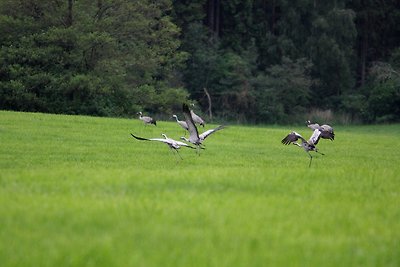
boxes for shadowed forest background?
[1,0,399,124]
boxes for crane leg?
[175,149,183,160]
[307,152,313,167]
[170,148,183,160]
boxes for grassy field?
[1,110,399,267]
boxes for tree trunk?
[207,0,215,31]
[66,0,73,27]
[203,87,213,120]
[271,0,275,33]
[360,16,368,87]
[215,0,220,36]
[207,0,220,35]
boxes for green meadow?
[1,110,399,267]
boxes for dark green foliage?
[365,62,400,122]
[0,0,187,116]
[173,0,400,123]
[253,57,314,123]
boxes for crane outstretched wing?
[308,129,322,145]
[130,134,167,143]
[173,139,197,149]
[281,131,306,145]
[199,125,225,140]
[131,133,198,150]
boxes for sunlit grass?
[1,110,399,267]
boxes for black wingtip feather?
[130,133,148,141]
[281,137,292,145]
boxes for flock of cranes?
[132,104,225,159]
[132,103,335,166]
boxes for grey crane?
[137,112,157,126]
[181,125,225,144]
[130,133,195,159]
[181,103,225,151]
[190,109,205,127]
[172,114,189,131]
[306,120,335,141]
[281,129,325,167]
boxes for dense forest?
[1,0,399,124]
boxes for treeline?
[1,0,399,124]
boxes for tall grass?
[1,111,399,267]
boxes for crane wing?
[174,140,197,149]
[281,131,306,145]
[130,134,168,144]
[308,129,322,145]
[182,103,200,144]
[199,125,225,140]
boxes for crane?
[180,125,225,143]
[137,112,156,126]
[190,109,205,127]
[281,129,325,167]
[130,133,196,160]
[181,103,225,152]
[172,114,189,131]
[306,120,335,141]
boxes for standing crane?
[281,129,325,167]
[172,114,189,131]
[137,112,157,126]
[181,103,225,152]
[130,133,195,160]
[306,120,335,141]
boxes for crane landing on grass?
[281,129,326,167]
